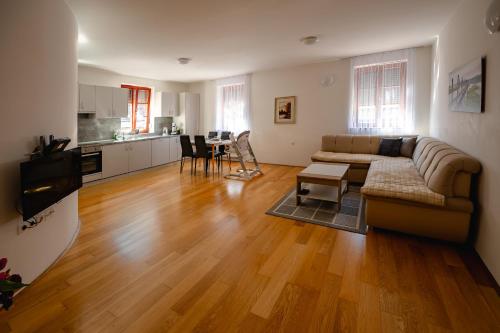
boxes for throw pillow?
[400,137,417,158]
[378,138,403,157]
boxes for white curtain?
[216,75,250,135]
[349,48,416,135]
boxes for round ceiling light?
[178,57,192,65]
[300,36,319,45]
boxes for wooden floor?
[1,163,499,332]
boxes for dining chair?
[220,131,232,169]
[194,135,222,176]
[180,135,196,174]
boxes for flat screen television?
[20,147,82,221]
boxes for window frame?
[121,84,152,133]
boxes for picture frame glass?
[275,96,296,123]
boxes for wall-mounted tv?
[20,148,82,221]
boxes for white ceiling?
[68,0,460,82]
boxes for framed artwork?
[274,96,296,124]
[448,57,486,113]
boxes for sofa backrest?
[322,135,382,154]
[413,137,481,197]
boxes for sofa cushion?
[311,151,409,165]
[413,137,481,196]
[361,159,445,206]
[378,138,403,157]
[320,135,383,154]
[400,137,417,158]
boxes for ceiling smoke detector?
[300,36,319,45]
[177,57,192,65]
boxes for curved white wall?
[0,0,79,282]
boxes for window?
[216,75,250,135]
[120,85,152,133]
[349,49,415,134]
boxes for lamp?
[485,0,500,34]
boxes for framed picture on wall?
[274,96,296,124]
[448,57,486,113]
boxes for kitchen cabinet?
[95,86,129,118]
[112,87,129,118]
[169,136,181,162]
[156,91,178,117]
[78,84,96,113]
[152,137,170,167]
[96,86,113,119]
[102,143,129,178]
[178,92,200,136]
[129,140,152,172]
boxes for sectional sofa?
[311,135,481,242]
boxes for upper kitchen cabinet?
[95,86,113,118]
[156,91,178,117]
[78,84,96,113]
[179,92,200,136]
[112,87,129,118]
[95,86,129,118]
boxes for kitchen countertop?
[78,134,180,147]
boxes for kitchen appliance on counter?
[171,122,178,135]
[81,144,102,183]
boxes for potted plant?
[0,258,28,310]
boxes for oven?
[81,145,102,176]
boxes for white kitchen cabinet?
[156,91,178,117]
[129,140,152,172]
[95,86,113,119]
[112,87,129,118]
[78,84,96,113]
[102,143,129,178]
[169,136,182,162]
[95,86,128,118]
[152,137,171,167]
[177,93,200,136]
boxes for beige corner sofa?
[311,135,481,243]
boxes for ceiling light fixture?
[485,0,500,34]
[300,36,319,45]
[178,57,192,65]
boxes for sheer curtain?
[216,75,250,135]
[349,48,416,135]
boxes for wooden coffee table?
[296,163,350,211]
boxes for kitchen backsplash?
[78,114,121,142]
[154,117,173,134]
[78,115,173,142]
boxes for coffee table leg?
[337,181,342,212]
[296,180,302,206]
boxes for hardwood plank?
[357,283,382,333]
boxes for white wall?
[78,65,188,118]
[190,46,432,166]
[430,0,500,281]
[0,0,79,283]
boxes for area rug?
[266,185,368,234]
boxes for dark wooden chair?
[220,131,232,169]
[180,135,196,174]
[194,135,222,176]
